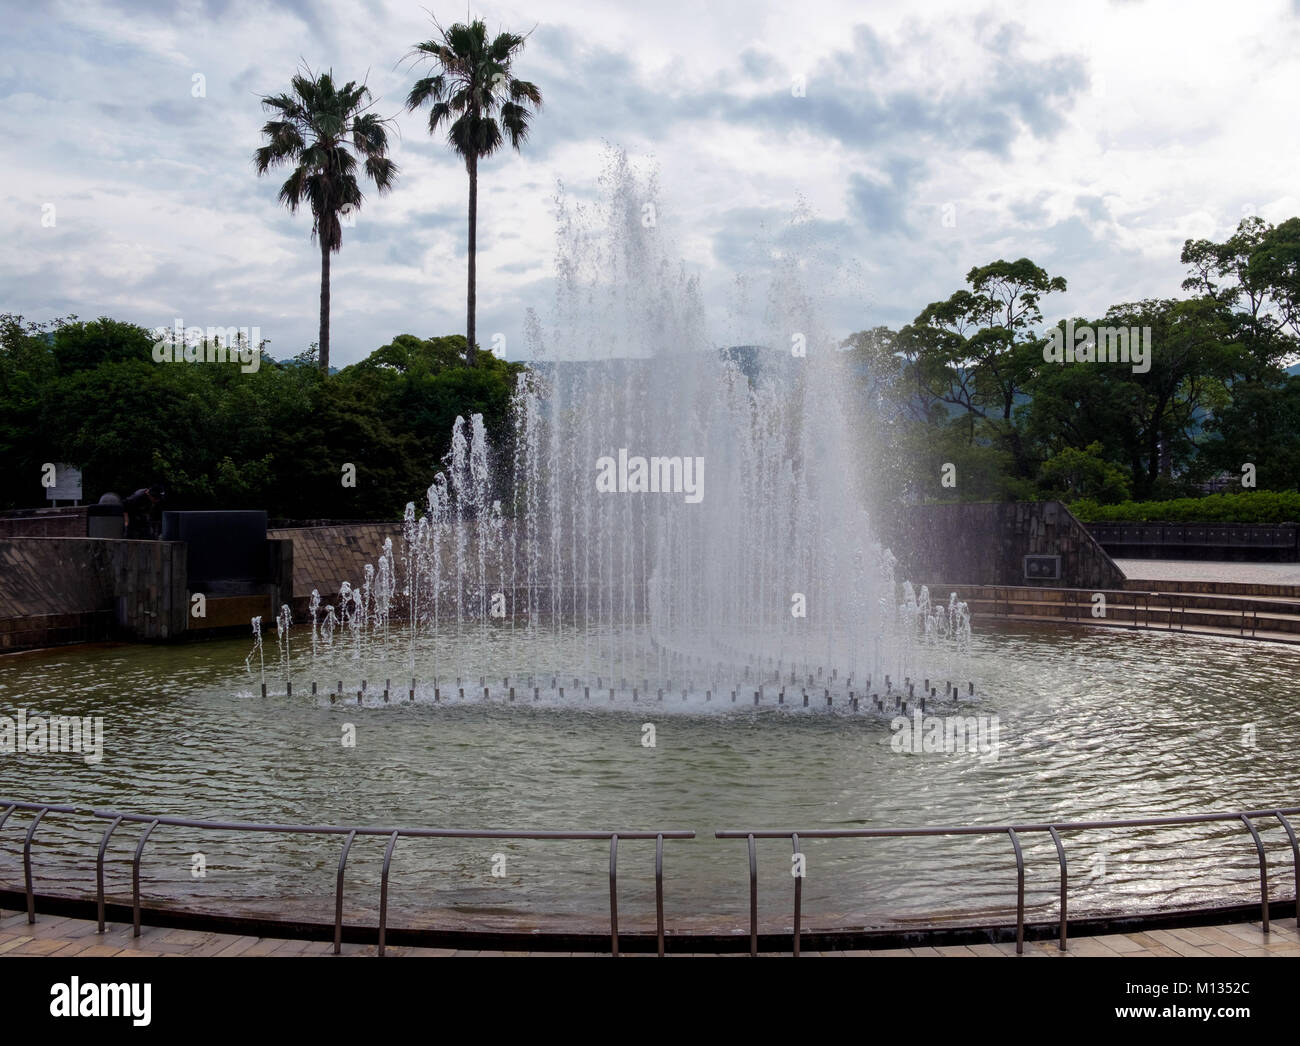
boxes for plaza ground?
[1116,560,1300,585]
[2,910,1298,957]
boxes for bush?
[1070,490,1300,524]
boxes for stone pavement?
[1115,559,1300,586]
[2,910,1298,956]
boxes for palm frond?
[405,16,541,163]
[255,65,399,239]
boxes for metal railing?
[967,585,1295,642]
[718,806,1300,955]
[5,799,1298,956]
[0,800,693,956]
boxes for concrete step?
[971,611,1300,645]
[928,583,1300,615]
[967,595,1300,621]
[1123,577,1300,599]
[963,594,1300,623]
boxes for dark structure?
[885,500,1126,590]
[1086,521,1299,562]
[162,511,277,595]
[0,511,293,651]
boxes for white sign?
[46,464,83,501]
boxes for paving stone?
[206,935,262,957]
[1145,930,1210,957]
[241,938,288,957]
[11,937,72,956]
[5,911,1300,957]
[1067,937,1126,957]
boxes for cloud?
[4,0,1298,367]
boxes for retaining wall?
[883,501,1126,590]
[0,538,187,650]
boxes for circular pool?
[1,622,1297,935]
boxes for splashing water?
[280,150,971,708]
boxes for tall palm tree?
[406,18,542,365]
[255,68,398,374]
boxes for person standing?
[122,484,165,539]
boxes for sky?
[3,0,1299,365]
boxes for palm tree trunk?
[319,238,331,375]
[466,153,478,366]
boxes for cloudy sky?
[3,0,1299,365]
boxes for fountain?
[254,151,971,709]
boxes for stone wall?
[0,538,187,650]
[882,500,1127,590]
[0,507,88,538]
[268,524,403,614]
[0,533,291,651]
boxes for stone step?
[1123,577,1300,599]
[969,611,1300,645]
[963,599,1300,635]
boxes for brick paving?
[1,910,1297,956]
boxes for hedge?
[1069,490,1300,524]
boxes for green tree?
[904,259,1067,477]
[1037,441,1131,503]
[1025,297,1239,499]
[1199,373,1300,491]
[406,18,542,366]
[1180,215,1300,374]
[254,68,398,374]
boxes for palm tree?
[406,18,542,365]
[255,68,398,374]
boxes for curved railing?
[3,799,1297,955]
[718,807,1300,956]
[0,800,693,956]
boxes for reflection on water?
[1,623,1298,932]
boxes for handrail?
[334,829,356,955]
[718,804,1300,954]
[0,799,693,955]
[23,808,47,924]
[96,815,123,933]
[3,798,1295,955]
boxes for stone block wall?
[0,507,88,538]
[268,524,402,614]
[883,500,1127,590]
[0,538,187,649]
[106,539,189,639]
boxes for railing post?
[0,804,16,918]
[1274,812,1299,928]
[334,829,357,955]
[791,832,801,958]
[96,815,123,933]
[1008,828,1025,954]
[1048,825,1068,951]
[1239,815,1269,933]
[132,820,159,937]
[748,833,758,957]
[609,834,619,957]
[655,834,665,958]
[23,807,48,924]
[378,830,400,956]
